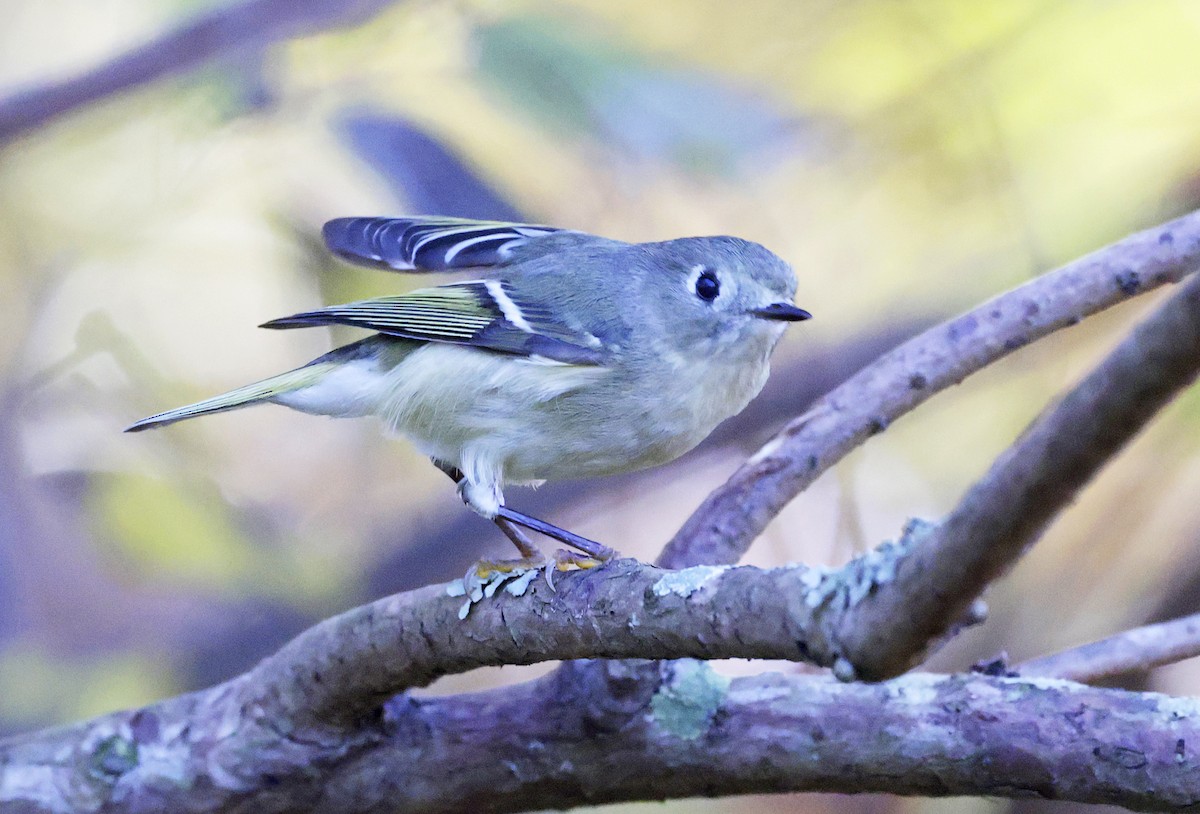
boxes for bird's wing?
[322,216,568,272]
[261,280,606,365]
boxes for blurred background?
[2,1,1200,811]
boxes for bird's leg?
[429,458,546,577]
[493,506,616,563]
[493,516,541,560]
[429,458,617,566]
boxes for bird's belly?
[400,387,699,484]
[492,366,769,483]
[378,344,769,485]
[499,405,708,482]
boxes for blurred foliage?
[2,2,1200,811]
[474,13,808,177]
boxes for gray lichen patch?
[650,660,731,741]
[650,565,730,599]
[446,567,541,618]
[802,518,937,613]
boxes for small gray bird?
[128,217,810,570]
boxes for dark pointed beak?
[751,302,812,322]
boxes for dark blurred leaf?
[336,110,525,220]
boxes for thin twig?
[1018,611,1200,682]
[831,270,1200,679]
[661,210,1200,569]
[0,0,402,145]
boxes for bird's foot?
[542,547,612,590]
[471,554,548,580]
[495,505,618,562]
[447,545,617,617]
[428,457,621,564]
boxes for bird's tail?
[125,363,335,432]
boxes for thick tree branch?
[1019,612,1200,683]
[390,671,1200,813]
[242,560,837,729]
[6,559,1200,811]
[0,0,403,145]
[662,210,1200,569]
[831,269,1200,679]
[5,669,1198,812]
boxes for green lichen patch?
[89,734,138,780]
[650,660,731,741]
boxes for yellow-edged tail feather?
[125,363,335,432]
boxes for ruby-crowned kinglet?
[127,217,810,566]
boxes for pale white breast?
[373,343,610,461]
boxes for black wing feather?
[323,216,564,272]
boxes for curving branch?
[0,0,404,145]
[389,670,1200,812]
[661,210,1200,569]
[1019,611,1200,683]
[5,558,1200,811]
[829,268,1200,679]
[242,560,835,729]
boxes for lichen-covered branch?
[5,668,1198,813]
[1019,611,1200,683]
[829,268,1200,680]
[0,0,404,145]
[0,559,850,812]
[662,210,1200,570]
[388,670,1200,813]
[5,558,1199,811]
[241,560,841,729]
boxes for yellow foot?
[472,555,548,579]
[544,548,613,590]
[447,550,617,616]
[551,549,611,570]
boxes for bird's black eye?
[694,269,720,302]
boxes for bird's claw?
[447,548,615,616]
[543,548,610,590]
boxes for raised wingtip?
[321,217,357,249]
[322,217,395,269]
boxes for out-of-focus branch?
[1019,612,1200,683]
[662,210,1200,569]
[4,668,1197,813]
[0,0,403,146]
[831,269,1200,679]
